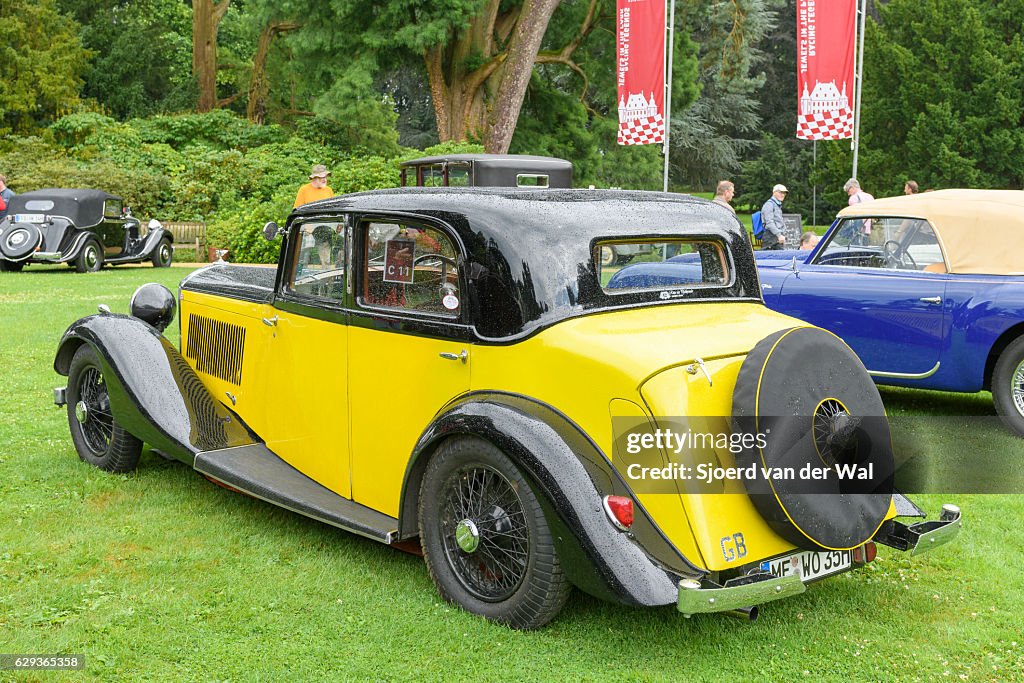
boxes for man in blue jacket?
[760,184,788,250]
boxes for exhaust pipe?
[724,605,759,622]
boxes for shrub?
[206,191,294,264]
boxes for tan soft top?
[837,189,1024,275]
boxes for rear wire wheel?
[66,345,142,472]
[992,336,1024,437]
[418,437,570,629]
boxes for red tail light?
[603,495,634,531]
[865,540,877,562]
[853,541,878,565]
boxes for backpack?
[751,210,765,239]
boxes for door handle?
[919,296,942,306]
[262,315,278,326]
[439,350,468,363]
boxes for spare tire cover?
[732,326,894,551]
[1,224,42,260]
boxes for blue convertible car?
[609,190,1024,434]
[752,189,1024,435]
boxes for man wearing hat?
[760,183,788,250]
[294,163,334,208]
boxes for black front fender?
[55,314,254,464]
[138,226,171,258]
[400,392,703,607]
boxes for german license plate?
[761,549,852,582]
[14,214,45,224]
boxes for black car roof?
[292,188,758,339]
[7,189,121,229]
[294,187,742,245]
[398,154,572,169]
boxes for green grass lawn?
[1,265,1022,682]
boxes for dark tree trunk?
[247,21,300,124]
[193,0,231,112]
[424,0,587,154]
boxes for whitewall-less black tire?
[418,437,570,629]
[992,336,1024,437]
[67,345,142,472]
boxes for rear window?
[24,200,54,212]
[596,239,732,294]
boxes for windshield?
[817,217,945,271]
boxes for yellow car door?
[347,218,471,517]
[257,219,351,497]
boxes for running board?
[194,444,399,544]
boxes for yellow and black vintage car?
[53,188,961,628]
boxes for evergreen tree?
[0,0,91,133]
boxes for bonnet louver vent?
[185,314,245,386]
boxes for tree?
[193,0,230,112]
[247,20,299,124]
[857,0,1024,192]
[671,0,780,190]
[0,0,90,133]
[57,0,195,119]
[510,0,699,189]
[424,0,562,152]
[266,0,613,153]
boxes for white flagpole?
[852,0,867,179]
[662,0,676,192]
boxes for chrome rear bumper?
[875,503,963,556]
[677,573,805,618]
[678,504,963,618]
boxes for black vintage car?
[0,189,173,272]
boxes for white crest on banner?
[617,92,664,145]
[618,92,659,121]
[800,81,849,115]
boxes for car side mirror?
[263,221,283,241]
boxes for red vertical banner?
[617,0,665,145]
[796,0,856,140]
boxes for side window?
[421,164,445,187]
[288,221,346,301]
[447,163,471,187]
[104,199,123,218]
[903,221,946,271]
[361,221,461,316]
[597,239,732,293]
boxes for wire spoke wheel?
[812,398,854,468]
[66,345,142,473]
[441,464,529,602]
[77,367,114,454]
[419,436,570,628]
[992,337,1024,437]
[1012,359,1024,417]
